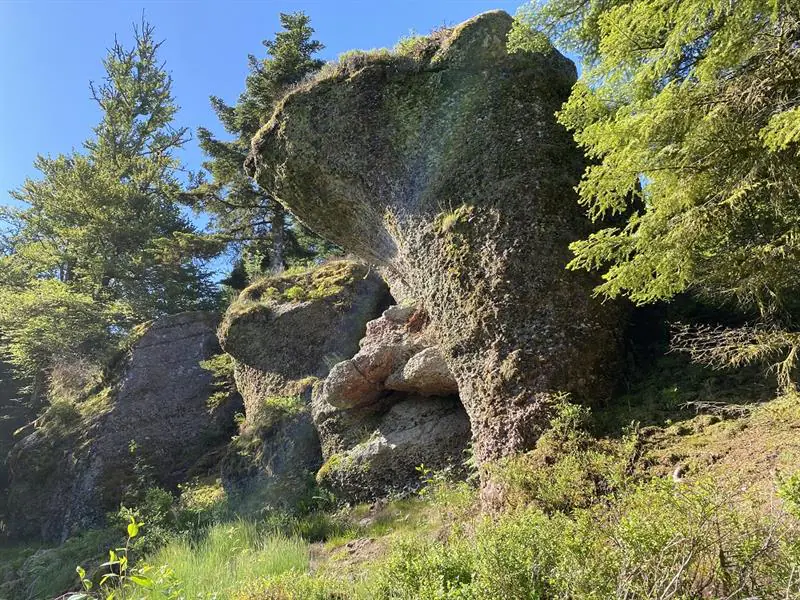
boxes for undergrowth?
[33,393,799,600]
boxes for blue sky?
[0,0,535,211]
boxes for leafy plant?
[68,516,180,600]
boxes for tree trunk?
[270,204,286,273]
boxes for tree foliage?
[189,12,336,282]
[519,0,800,322]
[0,21,219,383]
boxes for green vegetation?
[137,521,308,600]
[188,12,337,285]
[22,375,793,600]
[517,0,800,390]
[0,20,220,393]
[234,260,358,309]
[199,353,237,410]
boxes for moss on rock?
[246,11,624,476]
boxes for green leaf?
[127,517,139,538]
[129,575,155,588]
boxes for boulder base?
[314,306,470,501]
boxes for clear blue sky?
[0,0,535,211]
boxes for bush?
[372,478,800,600]
[2,529,120,600]
[114,487,177,555]
[491,397,638,513]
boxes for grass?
[138,521,309,600]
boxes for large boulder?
[217,260,390,502]
[6,312,240,541]
[246,11,623,468]
[314,306,470,501]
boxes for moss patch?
[235,261,359,310]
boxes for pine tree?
[518,0,800,387]
[189,12,335,281]
[0,20,219,383]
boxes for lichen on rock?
[246,11,624,474]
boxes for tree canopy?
[0,21,219,383]
[518,0,800,387]
[190,12,336,283]
[520,0,800,320]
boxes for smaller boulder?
[217,260,391,498]
[6,311,241,541]
[313,305,471,501]
[322,360,383,409]
[385,347,458,397]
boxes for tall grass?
[139,520,308,599]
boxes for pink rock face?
[317,306,458,410]
[313,305,469,501]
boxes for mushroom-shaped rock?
[247,11,623,466]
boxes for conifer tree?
[519,0,800,318]
[0,21,218,384]
[518,1,800,388]
[190,12,334,281]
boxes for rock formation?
[7,312,240,541]
[217,260,390,502]
[314,305,470,501]
[246,11,623,469]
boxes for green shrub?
[375,534,475,599]
[1,529,119,600]
[176,477,229,532]
[491,397,638,513]
[372,478,800,600]
[114,487,177,555]
[284,285,306,302]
